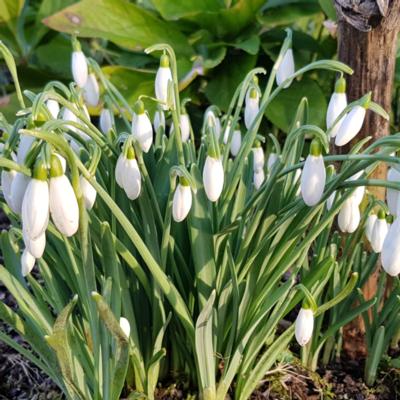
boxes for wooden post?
[334,0,400,358]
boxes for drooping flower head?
[132,100,153,153]
[155,53,173,110]
[326,76,347,139]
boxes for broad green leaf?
[0,0,23,24]
[150,0,224,19]
[43,0,193,56]
[318,0,336,20]
[205,53,257,111]
[265,77,327,133]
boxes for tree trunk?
[334,0,400,358]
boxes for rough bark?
[334,0,400,358]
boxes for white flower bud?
[203,156,224,202]
[370,213,388,253]
[21,249,35,277]
[365,214,377,242]
[295,308,314,346]
[252,147,264,172]
[382,218,400,276]
[122,158,141,200]
[172,182,192,222]
[10,173,30,214]
[386,167,400,215]
[300,145,326,207]
[46,100,60,119]
[83,73,100,106]
[170,114,191,143]
[205,110,221,139]
[132,103,153,153]
[100,108,113,134]
[230,129,241,157]
[71,50,88,88]
[276,48,295,89]
[244,88,259,130]
[327,92,347,138]
[1,169,16,209]
[267,153,279,172]
[253,169,265,190]
[155,55,172,110]
[153,109,165,133]
[338,198,360,233]
[334,105,366,147]
[79,175,96,210]
[119,317,131,338]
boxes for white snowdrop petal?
[79,175,97,210]
[1,169,16,209]
[132,113,153,153]
[100,109,113,134]
[267,153,279,171]
[386,167,400,215]
[253,169,265,190]
[49,175,79,237]
[370,218,388,253]
[326,92,347,138]
[25,231,46,259]
[382,218,400,276]
[172,184,192,222]
[295,308,314,347]
[155,67,172,109]
[153,109,165,133]
[276,48,295,88]
[180,114,191,143]
[365,214,377,242]
[22,179,49,239]
[46,100,60,119]
[115,155,125,188]
[122,159,141,200]
[203,156,224,202]
[72,51,88,88]
[334,106,366,147]
[21,249,35,277]
[205,111,221,139]
[17,134,35,164]
[119,317,131,338]
[10,173,30,214]
[252,147,265,171]
[326,191,335,211]
[244,97,259,130]
[300,155,326,206]
[83,73,100,106]
[230,130,241,157]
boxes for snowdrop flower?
[170,112,191,143]
[119,317,131,338]
[347,170,365,206]
[24,230,46,259]
[386,167,400,215]
[172,177,192,222]
[244,87,259,130]
[22,159,49,240]
[132,101,153,153]
[295,307,314,346]
[83,72,100,106]
[300,140,326,206]
[71,45,88,88]
[276,48,295,89]
[21,249,35,277]
[118,147,141,200]
[99,108,113,134]
[205,109,221,139]
[155,54,172,110]
[267,153,279,172]
[1,169,16,209]
[46,99,60,119]
[382,217,400,276]
[252,142,264,172]
[223,120,232,145]
[335,95,370,147]
[338,197,360,233]
[230,128,241,157]
[10,172,30,214]
[153,108,165,133]
[17,134,35,164]
[370,210,388,253]
[365,213,377,242]
[326,192,336,210]
[253,169,265,190]
[56,153,67,173]
[79,175,96,210]
[203,155,224,202]
[49,155,79,237]
[326,77,347,139]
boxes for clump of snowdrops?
[0,30,399,399]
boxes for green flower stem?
[0,157,31,175]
